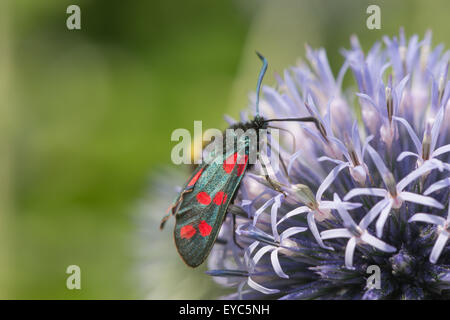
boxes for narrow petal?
[325,95,338,118]
[400,191,444,209]
[277,206,310,226]
[279,227,308,241]
[432,144,450,158]
[359,198,390,229]
[360,232,397,253]
[306,94,323,121]
[320,200,362,210]
[367,145,395,187]
[270,250,289,279]
[283,69,302,104]
[287,149,302,175]
[301,125,327,144]
[237,223,275,245]
[223,114,237,125]
[393,117,421,154]
[397,151,420,162]
[397,160,443,191]
[441,80,450,109]
[424,177,450,195]
[328,136,351,160]
[345,237,357,269]
[344,188,387,200]
[336,60,349,90]
[307,211,334,250]
[408,213,446,225]
[430,232,449,264]
[376,200,393,237]
[247,277,280,295]
[352,121,363,160]
[271,194,283,241]
[356,93,381,112]
[253,197,275,226]
[361,135,374,159]
[333,193,358,229]
[252,245,276,267]
[318,156,345,165]
[394,75,410,111]
[430,106,445,152]
[244,241,260,268]
[316,162,350,201]
[321,228,352,240]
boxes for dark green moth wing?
[173,136,250,267]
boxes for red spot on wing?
[180,225,196,239]
[213,191,228,205]
[237,155,248,176]
[187,168,203,187]
[196,192,211,205]
[223,153,238,173]
[198,220,212,237]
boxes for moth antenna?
[255,51,268,117]
[264,117,328,141]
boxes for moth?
[161,53,324,267]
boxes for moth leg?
[214,206,245,249]
[160,189,192,230]
[214,238,228,245]
[259,154,287,196]
[232,213,244,250]
[267,125,296,156]
[266,131,292,184]
[275,149,290,183]
[159,210,173,230]
[227,204,246,249]
[227,204,248,217]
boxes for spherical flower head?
[207,29,450,300]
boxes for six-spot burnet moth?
[160,52,326,267]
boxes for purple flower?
[208,30,449,300]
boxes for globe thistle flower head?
[207,30,450,300]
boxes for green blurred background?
[0,0,448,299]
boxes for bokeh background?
[0,0,448,299]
